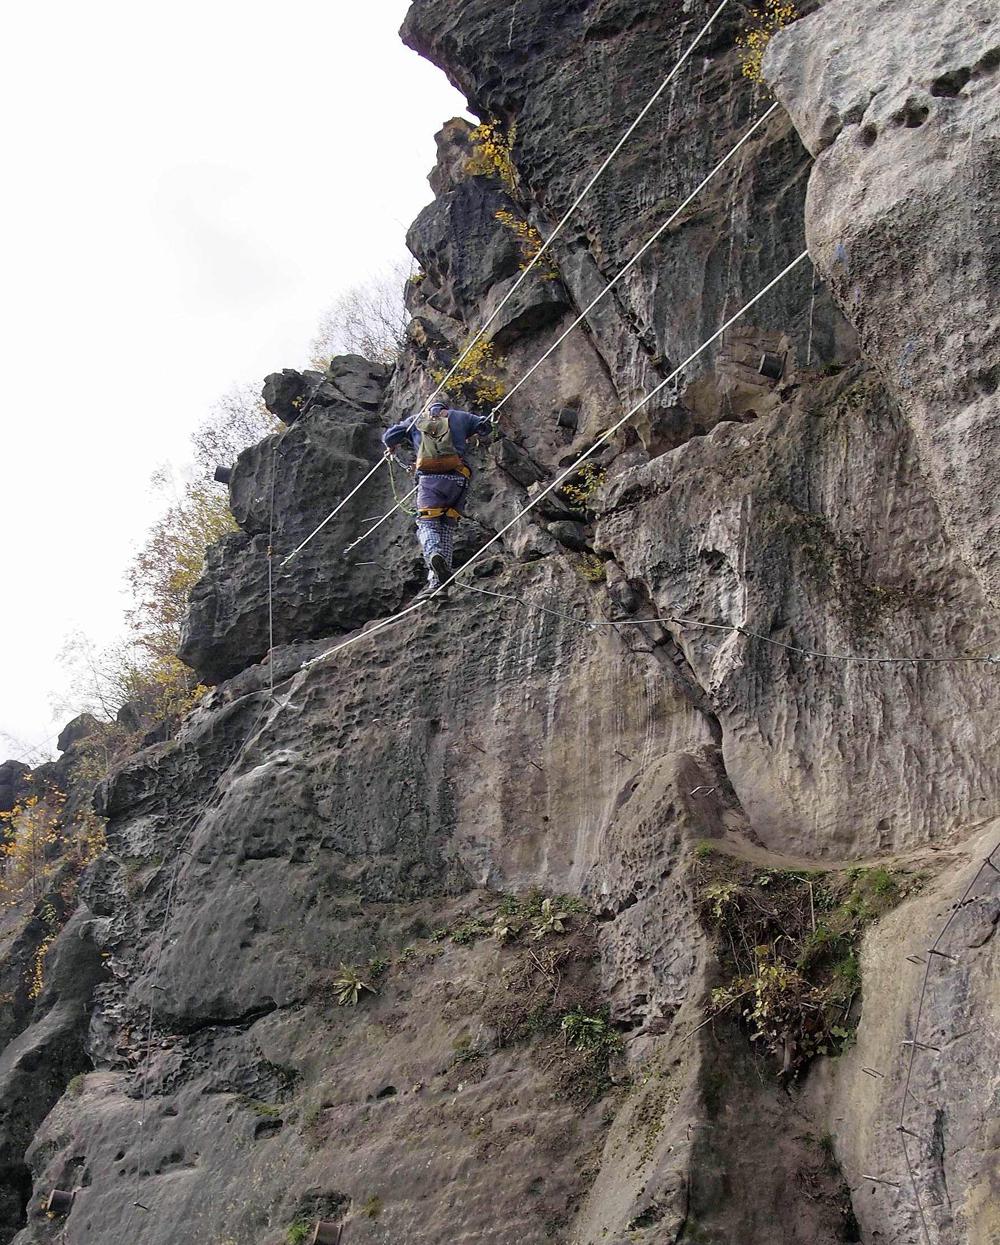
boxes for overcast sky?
[0,0,469,760]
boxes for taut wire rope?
[302,250,812,670]
[454,581,1000,666]
[423,0,733,414]
[343,100,781,555]
[489,101,781,422]
[280,0,732,568]
[130,432,290,1213]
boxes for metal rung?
[901,1039,941,1052]
[896,1125,922,1139]
[861,1174,900,1187]
[861,1067,884,1079]
[927,948,958,961]
[906,955,926,966]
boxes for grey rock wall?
[765,0,1000,605]
[2,2,999,1244]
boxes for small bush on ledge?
[695,853,921,1074]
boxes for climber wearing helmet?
[383,399,493,600]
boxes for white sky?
[0,0,470,760]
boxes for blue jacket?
[383,407,492,467]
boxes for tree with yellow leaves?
[0,789,63,905]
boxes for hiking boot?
[413,582,448,605]
[430,553,450,585]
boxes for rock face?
[0,762,29,814]
[55,714,101,755]
[764,0,1000,606]
[2,2,999,1244]
[179,360,425,684]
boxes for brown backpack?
[414,410,465,474]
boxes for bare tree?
[191,383,278,473]
[0,731,55,767]
[309,260,412,368]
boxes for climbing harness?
[410,411,471,522]
[415,472,469,523]
[418,503,465,521]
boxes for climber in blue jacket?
[383,400,492,600]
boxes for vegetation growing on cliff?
[737,0,798,84]
[466,119,518,193]
[560,462,606,511]
[430,337,506,409]
[494,209,559,278]
[59,397,248,762]
[0,776,106,1002]
[695,851,921,1073]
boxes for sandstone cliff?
[1,2,998,1244]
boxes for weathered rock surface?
[598,365,1000,856]
[818,821,1000,1245]
[765,0,1000,606]
[0,909,107,1237]
[55,715,101,756]
[180,366,427,684]
[2,2,999,1244]
[0,761,29,814]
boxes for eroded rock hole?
[699,549,729,573]
[974,47,1000,75]
[860,123,878,147]
[899,99,930,128]
[931,66,971,96]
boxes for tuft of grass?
[286,1219,311,1245]
[561,1007,623,1058]
[239,1097,281,1118]
[575,553,606,584]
